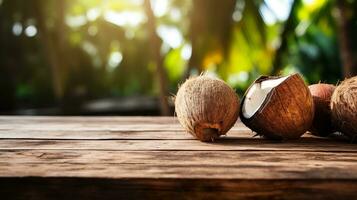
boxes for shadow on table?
[209,134,352,146]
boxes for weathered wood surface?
[0,116,356,199]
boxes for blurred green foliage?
[0,0,355,114]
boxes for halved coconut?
[240,73,314,140]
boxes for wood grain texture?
[0,116,356,199]
[0,150,357,179]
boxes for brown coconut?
[239,73,314,140]
[175,76,239,142]
[330,76,357,140]
[308,83,336,136]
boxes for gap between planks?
[0,139,355,152]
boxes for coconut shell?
[240,73,314,140]
[308,83,336,137]
[175,76,239,142]
[330,76,357,140]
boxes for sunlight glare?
[104,11,146,27]
[156,25,183,48]
[232,11,242,22]
[238,71,249,82]
[108,51,123,70]
[261,0,293,24]
[260,5,276,25]
[125,29,135,39]
[66,15,87,27]
[151,0,169,17]
[82,41,98,55]
[88,25,98,36]
[25,25,37,37]
[232,0,244,22]
[302,0,315,5]
[227,71,249,86]
[181,44,192,60]
[302,0,326,11]
[295,20,310,36]
[170,7,182,21]
[87,8,100,21]
[130,0,144,6]
[12,22,23,36]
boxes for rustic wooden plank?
[1,178,356,200]
[0,116,244,127]
[0,116,326,140]
[0,150,357,179]
[1,177,356,200]
[0,116,182,132]
[0,129,255,140]
[0,123,247,132]
[0,130,190,140]
[0,116,247,132]
[0,116,356,199]
[0,123,183,131]
[0,116,321,140]
[0,138,355,152]
[0,116,177,124]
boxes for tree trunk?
[336,0,357,78]
[183,0,236,80]
[55,0,68,83]
[0,2,15,111]
[271,0,299,75]
[143,0,170,116]
[33,0,70,102]
[33,0,64,100]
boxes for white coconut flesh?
[242,75,290,119]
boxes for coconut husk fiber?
[175,76,239,142]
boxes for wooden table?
[0,116,356,199]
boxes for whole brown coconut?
[331,76,357,141]
[240,73,314,140]
[308,83,336,136]
[175,76,239,142]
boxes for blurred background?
[0,0,356,115]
